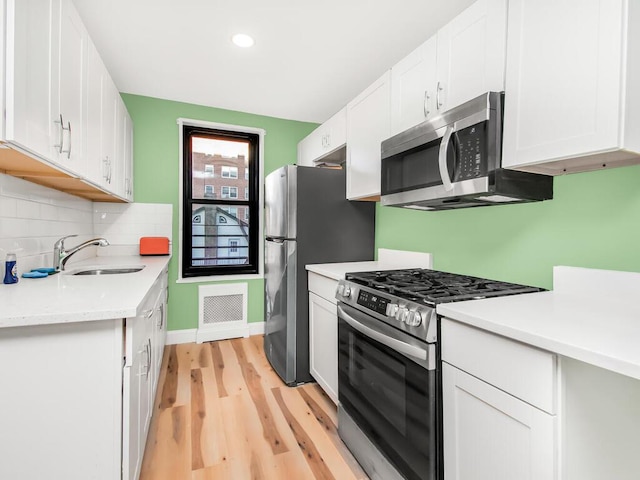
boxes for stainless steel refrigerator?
[264,165,375,385]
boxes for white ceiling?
[73,0,475,124]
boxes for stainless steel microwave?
[380,92,553,210]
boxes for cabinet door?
[298,107,346,167]
[309,292,338,404]
[85,40,107,188]
[502,0,624,170]
[297,127,324,167]
[5,0,59,162]
[436,0,507,113]
[123,109,134,201]
[123,316,151,480]
[390,36,437,135]
[346,70,391,200]
[442,362,556,480]
[55,0,87,175]
[113,98,128,198]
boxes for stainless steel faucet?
[53,235,110,271]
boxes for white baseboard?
[166,321,265,345]
[166,328,197,345]
[249,321,265,336]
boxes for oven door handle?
[338,305,428,363]
[438,124,454,191]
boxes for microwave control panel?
[455,123,487,181]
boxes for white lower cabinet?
[442,363,556,480]
[0,271,168,480]
[441,318,557,480]
[308,271,339,404]
[309,292,338,403]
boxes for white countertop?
[437,266,640,381]
[0,255,171,329]
[306,249,433,280]
[306,261,404,280]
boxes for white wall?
[0,173,172,276]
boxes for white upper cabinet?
[5,0,59,163]
[389,0,507,137]
[435,0,507,114]
[86,40,116,190]
[390,36,437,136]
[3,0,133,201]
[346,70,391,200]
[502,0,640,175]
[112,97,134,200]
[54,0,87,175]
[298,107,346,166]
[122,106,134,202]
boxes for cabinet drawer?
[308,272,339,304]
[441,318,557,414]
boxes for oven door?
[337,302,439,480]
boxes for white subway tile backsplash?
[0,174,173,271]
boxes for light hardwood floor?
[140,336,368,480]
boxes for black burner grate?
[345,268,543,304]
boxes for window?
[221,166,238,178]
[221,186,238,199]
[182,123,260,277]
[221,207,238,217]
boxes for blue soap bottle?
[4,253,18,284]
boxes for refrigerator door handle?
[266,237,286,243]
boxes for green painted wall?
[122,94,317,330]
[123,91,640,328]
[375,164,640,289]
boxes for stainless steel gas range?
[335,268,543,480]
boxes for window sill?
[176,273,264,284]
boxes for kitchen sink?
[68,266,145,275]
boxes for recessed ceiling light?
[232,33,255,48]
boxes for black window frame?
[182,125,260,278]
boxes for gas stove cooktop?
[345,268,544,306]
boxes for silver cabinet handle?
[436,81,444,110]
[424,90,430,117]
[438,125,454,192]
[66,122,72,159]
[102,157,110,181]
[147,339,152,378]
[61,121,71,159]
[338,305,428,362]
[158,304,164,328]
[137,340,151,378]
[54,114,65,153]
[107,158,112,183]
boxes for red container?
[139,237,170,256]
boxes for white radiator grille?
[197,283,248,343]
[203,294,244,324]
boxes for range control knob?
[407,311,423,327]
[385,303,399,317]
[343,285,351,298]
[401,308,411,324]
[396,306,408,322]
[337,284,345,296]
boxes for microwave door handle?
[438,125,454,191]
[337,305,428,362]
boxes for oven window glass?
[348,330,407,435]
[338,315,437,480]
